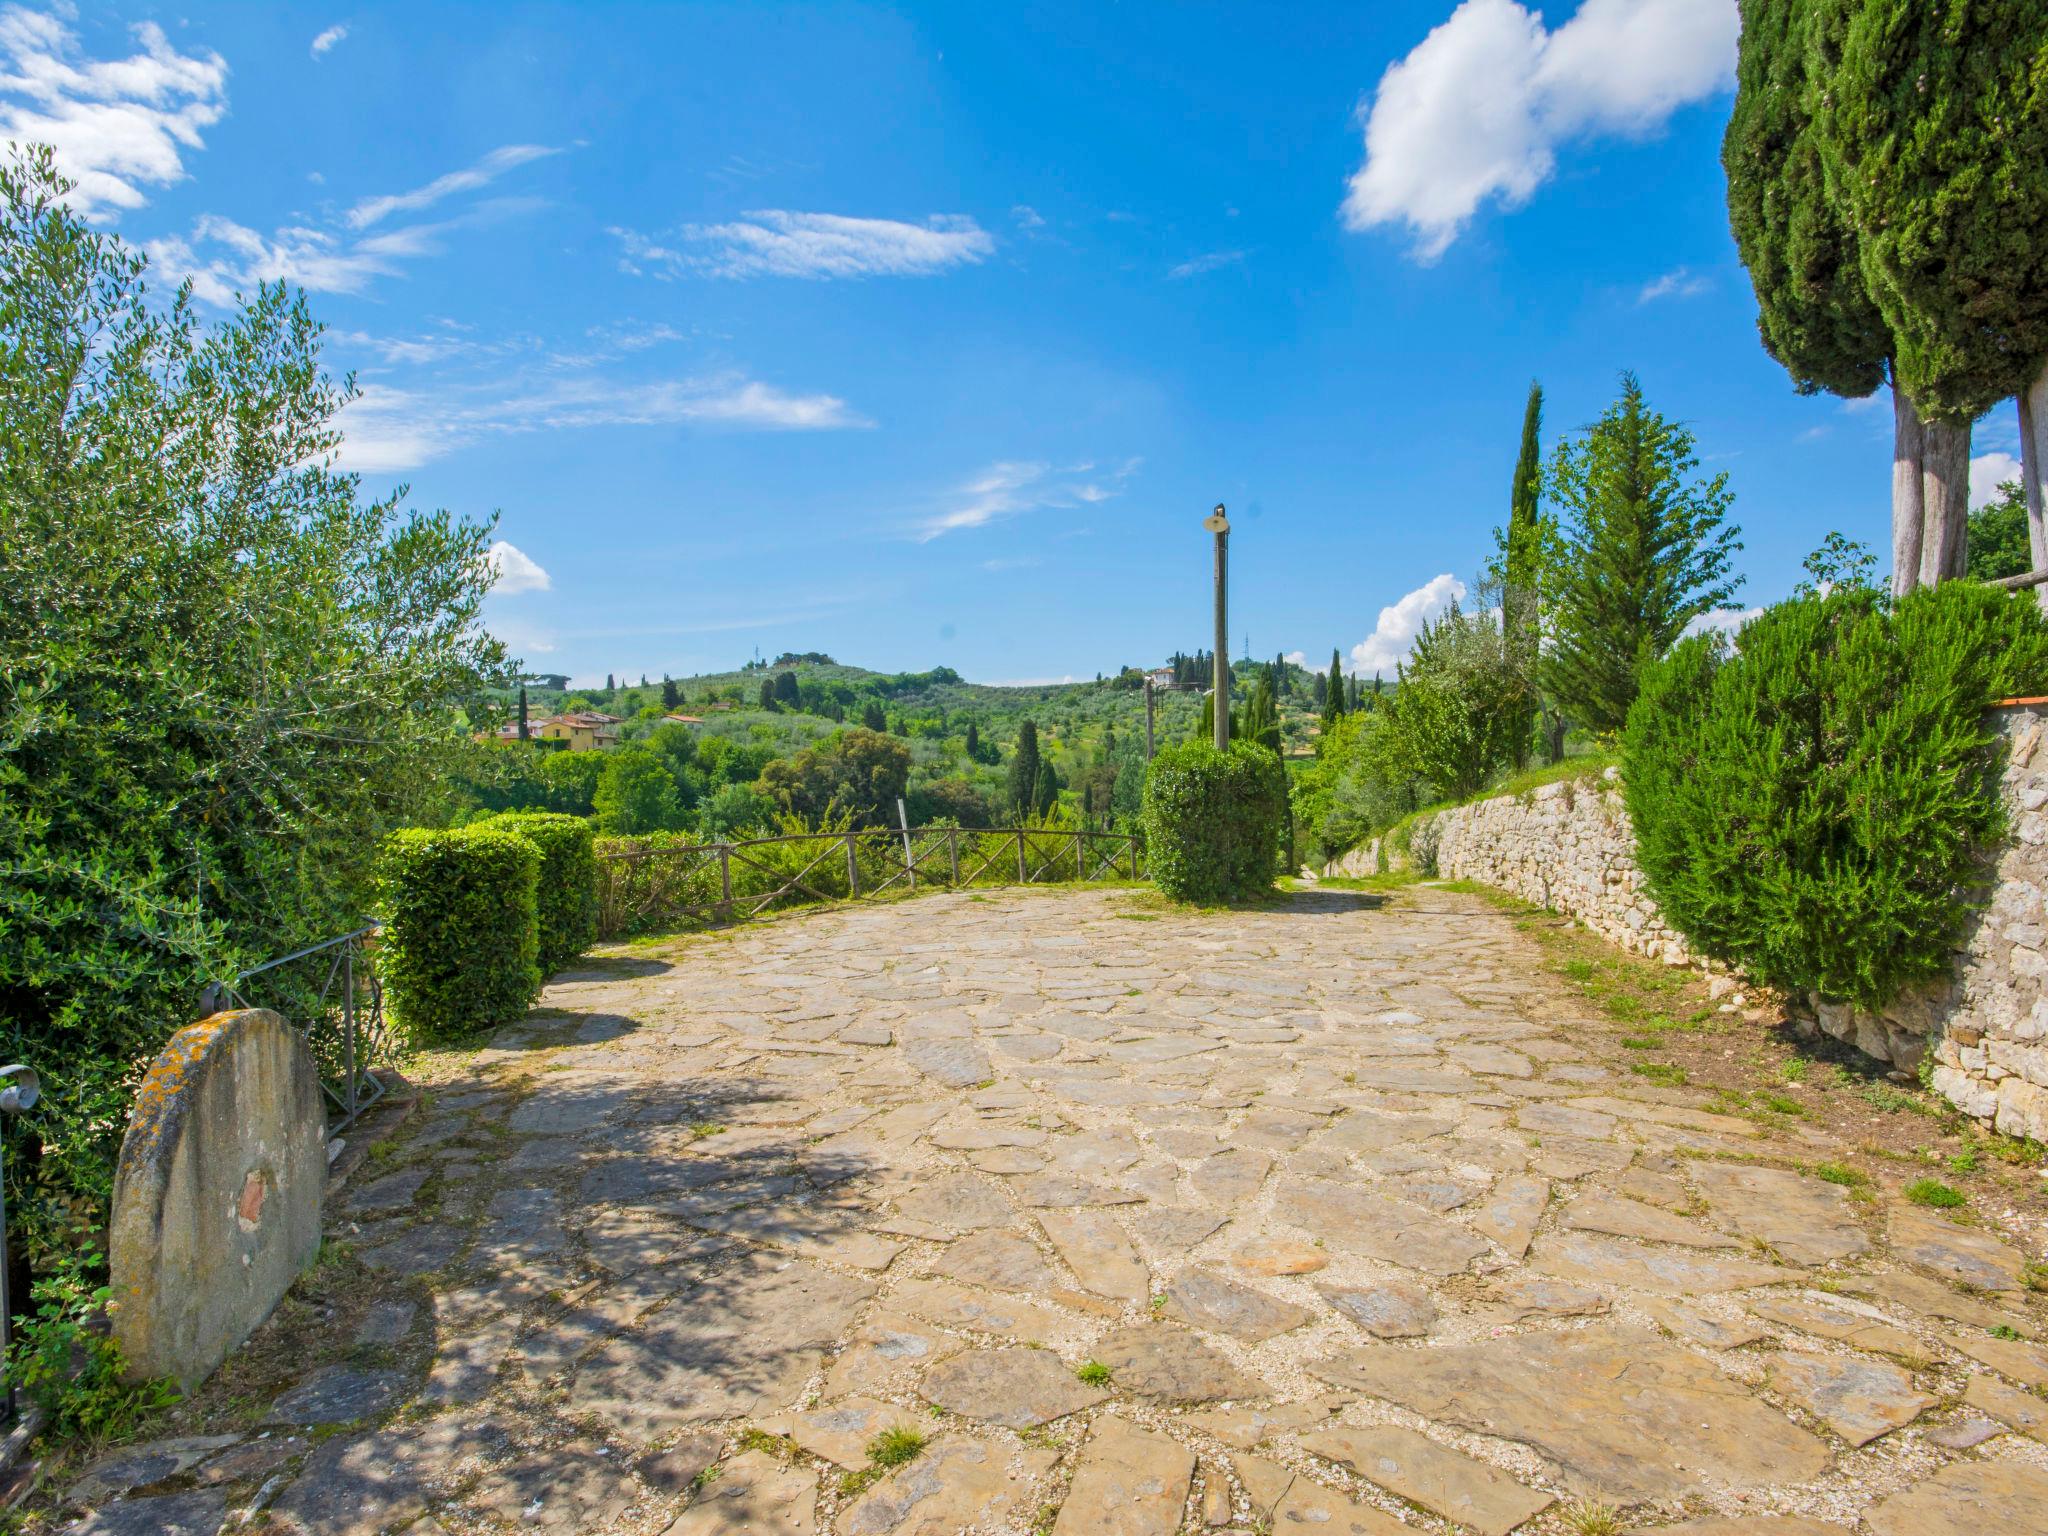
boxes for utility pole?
[1144,675,1157,760]
[1206,504,1230,750]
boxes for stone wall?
[1315,706,2048,1138]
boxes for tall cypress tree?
[1323,647,1346,725]
[517,684,529,742]
[1007,720,1041,815]
[1543,375,1743,734]
[1502,381,1547,766]
[1809,0,2048,589]
[964,720,981,761]
[1031,760,1059,817]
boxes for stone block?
[111,1009,326,1391]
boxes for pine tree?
[517,684,529,742]
[1543,374,1744,734]
[1007,720,1041,815]
[1808,0,2048,588]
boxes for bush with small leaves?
[1141,739,1287,903]
[377,825,541,1042]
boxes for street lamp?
[0,1064,38,1419]
[1204,505,1230,750]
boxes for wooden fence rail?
[595,825,1145,939]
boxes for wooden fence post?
[719,845,733,919]
[1016,830,1027,884]
[846,833,860,898]
[1074,829,1084,881]
[948,827,960,886]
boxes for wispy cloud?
[1683,605,1762,640]
[1168,249,1245,280]
[0,6,228,219]
[1343,0,1738,261]
[913,458,1140,542]
[1638,266,1709,304]
[1350,574,1466,675]
[1973,451,2022,509]
[612,210,994,281]
[1011,204,1045,230]
[488,540,551,595]
[347,143,557,229]
[310,24,348,59]
[333,371,867,473]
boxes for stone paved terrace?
[66,886,2048,1535]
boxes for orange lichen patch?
[120,1011,274,1164]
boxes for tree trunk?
[2022,366,2048,612]
[1918,413,1972,587]
[1892,381,1926,600]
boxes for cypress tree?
[758,679,777,710]
[605,672,615,692]
[1243,677,1281,754]
[1809,0,2048,588]
[1326,648,1347,723]
[1032,759,1059,817]
[862,699,886,732]
[774,670,799,705]
[1503,382,1546,766]
[1543,374,1744,734]
[965,720,981,760]
[517,684,529,742]
[1008,720,1041,815]
[661,676,678,709]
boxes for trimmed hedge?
[377,825,542,1042]
[480,811,597,973]
[1142,739,1288,902]
[1624,582,2048,1009]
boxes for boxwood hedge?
[480,811,597,973]
[377,825,541,1042]
[1142,738,1288,902]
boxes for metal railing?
[207,926,391,1131]
[597,825,1144,939]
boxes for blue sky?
[7,0,2025,686]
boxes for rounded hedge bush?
[1624,582,2048,1009]
[480,811,597,973]
[1142,738,1288,902]
[377,825,542,1042]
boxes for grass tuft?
[1904,1177,1966,1209]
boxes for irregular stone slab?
[1311,1324,1831,1502]
[902,1038,993,1089]
[569,1255,872,1435]
[1465,1174,1549,1258]
[67,1492,229,1536]
[1189,1149,1272,1205]
[1530,1233,1787,1294]
[1963,1372,2048,1442]
[684,1202,902,1272]
[1186,1400,1347,1449]
[265,1367,403,1427]
[357,1223,465,1277]
[1842,1268,2034,1335]
[638,1432,725,1494]
[1491,1275,1609,1319]
[1231,1456,1411,1535]
[1865,1460,2048,1536]
[1517,1103,1617,1139]
[67,1436,239,1505]
[924,1230,1066,1293]
[929,1124,1046,1151]
[1274,1177,1488,1276]
[1051,1417,1194,1536]
[1318,1279,1438,1338]
[1129,1207,1228,1253]
[354,1299,416,1347]
[1323,1110,1454,1153]
[1010,1173,1144,1208]
[1563,1193,1740,1249]
[1094,1324,1269,1401]
[1689,1163,1868,1266]
[1637,1298,1767,1349]
[468,1451,634,1532]
[665,1450,816,1535]
[1955,1332,2048,1389]
[1747,1297,1929,1364]
[1449,1044,1534,1078]
[763,1396,924,1469]
[922,1347,1107,1428]
[892,1279,1067,1344]
[1229,1238,1328,1276]
[1624,1520,1848,1536]
[825,1318,959,1397]
[1566,1096,1762,1139]
[1165,1267,1314,1343]
[1887,1205,2027,1291]
[349,1167,429,1213]
[892,1170,1015,1231]
[1039,1210,1150,1303]
[1300,1425,1554,1536]
[269,1431,429,1536]
[842,1436,1055,1536]
[1384,1170,1485,1211]
[1766,1352,1932,1446]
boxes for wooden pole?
[846,833,860,898]
[1212,507,1230,751]
[1144,675,1156,760]
[1016,829,1027,884]
[948,826,960,886]
[719,845,733,918]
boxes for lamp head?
[1203,504,1229,534]
[0,1065,38,1114]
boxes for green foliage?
[698,782,773,839]
[1797,531,1880,597]
[1810,0,2048,421]
[1007,721,1043,816]
[755,727,912,827]
[1142,740,1287,903]
[4,1246,175,1439]
[480,812,597,973]
[866,1426,928,1468]
[1544,373,1744,735]
[1969,480,2032,582]
[1903,1177,1966,1208]
[1625,583,2048,1008]
[0,148,506,1272]
[1383,603,1533,800]
[595,749,687,834]
[1242,677,1281,754]
[1722,0,1890,400]
[377,826,542,1042]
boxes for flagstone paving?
[58,886,2048,1534]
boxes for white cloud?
[613,211,994,281]
[1349,574,1467,675]
[1283,650,1308,666]
[1011,204,1045,229]
[1973,451,2022,509]
[1343,0,1738,261]
[1638,266,1709,304]
[914,458,1138,542]
[0,7,227,219]
[488,540,551,595]
[310,24,348,58]
[1168,249,1244,280]
[348,143,556,229]
[332,371,865,473]
[1683,605,1762,640]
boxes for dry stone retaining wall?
[1319,708,2048,1138]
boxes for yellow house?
[535,712,622,751]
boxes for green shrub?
[1625,583,2048,1009]
[480,812,597,973]
[377,826,541,1042]
[4,1246,175,1438]
[1141,739,1287,902]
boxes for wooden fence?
[596,825,1144,939]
